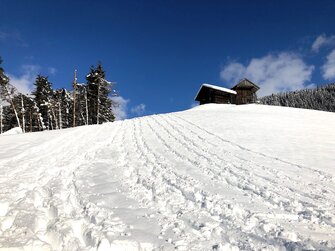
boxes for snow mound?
[0,104,334,250]
[1,127,23,136]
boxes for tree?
[0,99,4,134]
[0,57,21,130]
[10,94,39,133]
[75,84,89,126]
[259,84,335,112]
[54,88,73,129]
[32,75,54,130]
[86,63,114,124]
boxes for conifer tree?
[32,75,54,130]
[75,84,89,126]
[86,63,114,124]
[54,88,73,129]
[259,84,335,112]
[12,94,40,132]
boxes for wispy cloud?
[7,64,40,95]
[111,96,129,120]
[321,49,335,81]
[0,31,10,40]
[311,34,335,52]
[131,103,146,116]
[220,52,314,96]
[0,28,28,47]
[48,67,57,75]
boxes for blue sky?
[1,0,335,118]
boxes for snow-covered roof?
[232,78,260,91]
[195,83,237,100]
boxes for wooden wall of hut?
[199,89,235,105]
[235,89,257,105]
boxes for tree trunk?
[85,88,89,125]
[21,95,25,133]
[0,103,3,134]
[73,70,77,127]
[58,102,62,129]
[3,85,21,129]
[30,110,32,132]
[97,82,100,124]
[50,104,58,130]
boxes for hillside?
[0,104,334,251]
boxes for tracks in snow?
[142,114,334,249]
[0,123,123,250]
[1,110,334,250]
[164,114,335,210]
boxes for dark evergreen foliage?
[86,63,115,124]
[32,75,54,130]
[13,94,41,132]
[54,88,73,129]
[259,84,335,112]
[0,58,117,134]
[75,84,89,126]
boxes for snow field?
[0,104,334,250]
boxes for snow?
[1,127,23,135]
[195,84,237,100]
[0,104,335,250]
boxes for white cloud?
[111,96,129,120]
[6,65,57,95]
[221,62,246,82]
[311,34,335,52]
[131,103,146,116]
[7,64,40,95]
[321,49,335,80]
[48,67,57,75]
[220,52,314,96]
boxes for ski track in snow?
[0,104,335,250]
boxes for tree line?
[259,84,335,112]
[0,57,116,134]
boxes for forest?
[0,57,116,134]
[259,84,335,112]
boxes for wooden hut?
[231,78,260,105]
[194,83,237,105]
[194,79,260,105]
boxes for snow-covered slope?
[0,104,334,251]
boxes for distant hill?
[259,83,335,112]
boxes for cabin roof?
[231,78,260,91]
[194,83,237,100]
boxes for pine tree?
[25,97,40,132]
[86,63,114,124]
[32,75,54,130]
[75,84,89,126]
[259,84,335,112]
[11,94,40,132]
[54,88,73,129]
